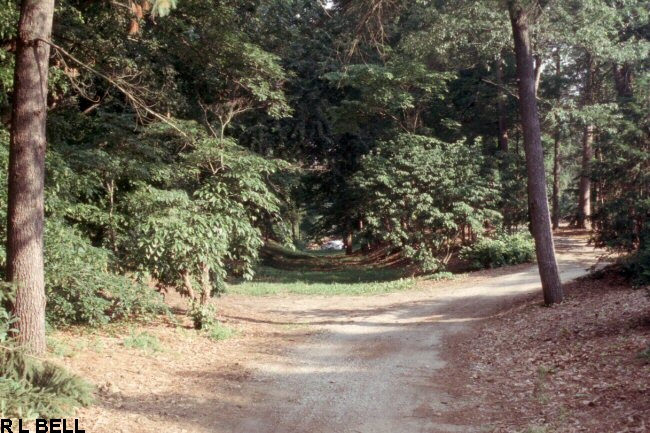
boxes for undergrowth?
[189,303,235,340]
[0,349,94,419]
[123,330,162,353]
[460,231,535,269]
[0,287,93,419]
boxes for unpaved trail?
[214,236,602,433]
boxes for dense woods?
[0,0,648,421]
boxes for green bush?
[188,302,220,330]
[45,219,166,326]
[621,246,650,287]
[460,231,536,269]
[353,134,502,272]
[188,302,234,340]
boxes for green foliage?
[204,321,235,341]
[324,61,452,133]
[45,219,165,326]
[0,0,17,108]
[0,349,94,420]
[0,129,165,327]
[119,126,287,296]
[460,231,536,270]
[354,134,501,271]
[0,284,15,343]
[591,74,650,254]
[188,302,217,330]
[620,246,650,287]
[188,302,233,339]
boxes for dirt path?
[66,235,603,433]
[211,235,602,433]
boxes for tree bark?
[6,0,55,354]
[552,52,561,231]
[496,52,509,153]
[180,270,196,301]
[508,2,563,305]
[613,63,633,99]
[576,53,594,229]
[345,231,353,255]
[200,263,211,306]
[576,124,593,228]
[552,124,561,230]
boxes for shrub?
[45,219,166,326]
[621,246,650,287]
[188,302,234,340]
[0,349,94,419]
[460,231,536,269]
[354,134,502,272]
[188,302,218,330]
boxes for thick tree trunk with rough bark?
[508,2,563,305]
[576,54,594,229]
[6,0,55,354]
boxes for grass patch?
[204,322,235,341]
[234,241,428,296]
[123,331,162,353]
[47,337,75,358]
[227,266,416,296]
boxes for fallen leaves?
[466,275,650,432]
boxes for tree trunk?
[508,2,563,305]
[199,263,211,306]
[180,270,196,301]
[345,232,353,255]
[576,125,593,228]
[533,54,544,96]
[496,52,509,153]
[613,63,633,99]
[551,52,561,231]
[6,0,55,354]
[576,54,594,229]
[552,124,561,230]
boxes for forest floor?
[50,230,649,433]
